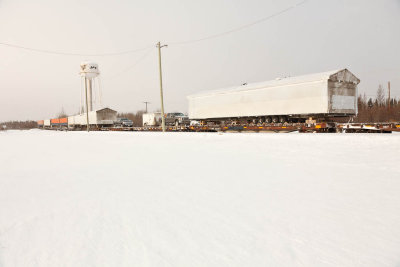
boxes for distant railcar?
[187,69,360,123]
[37,120,44,128]
[39,108,117,130]
[50,118,68,128]
[142,112,162,126]
[68,108,117,129]
[44,119,51,127]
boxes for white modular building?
[142,112,162,126]
[187,69,360,121]
[68,108,117,128]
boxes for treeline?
[118,110,145,127]
[0,120,38,130]
[354,84,400,122]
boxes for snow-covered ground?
[0,130,400,267]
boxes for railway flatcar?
[187,69,360,124]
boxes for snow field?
[0,130,400,266]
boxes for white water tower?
[80,62,100,112]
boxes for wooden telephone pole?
[388,81,391,109]
[143,101,150,113]
[157,42,168,132]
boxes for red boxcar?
[50,118,68,127]
[50,118,60,124]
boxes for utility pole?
[157,41,168,132]
[143,101,150,113]
[388,81,391,109]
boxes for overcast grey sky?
[0,0,399,121]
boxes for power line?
[168,0,309,46]
[0,41,154,57]
[0,0,308,56]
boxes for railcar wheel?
[258,117,265,124]
[272,116,279,123]
[266,117,272,123]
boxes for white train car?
[187,69,360,123]
[44,119,51,127]
[142,112,162,126]
[68,108,117,129]
[67,115,75,127]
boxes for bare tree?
[354,84,400,122]
[376,85,385,107]
[367,98,373,109]
[57,107,67,118]
[0,121,37,129]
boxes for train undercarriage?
[197,113,356,127]
[39,116,400,134]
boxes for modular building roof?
[187,69,360,98]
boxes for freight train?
[38,108,117,130]
[187,69,360,125]
[38,69,361,130]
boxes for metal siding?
[66,109,116,126]
[75,114,86,125]
[89,111,98,125]
[68,116,75,126]
[332,96,356,110]
[188,80,328,119]
[355,83,358,115]
[143,113,162,126]
[327,81,357,114]
[188,69,360,120]
[50,118,60,124]
[95,108,117,125]
[143,113,157,126]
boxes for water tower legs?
[86,78,93,112]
